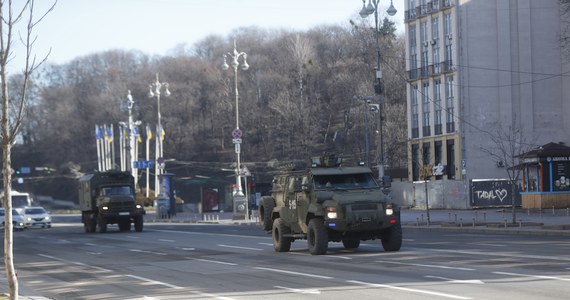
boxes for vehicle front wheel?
[98,217,107,233]
[272,218,292,252]
[308,218,328,255]
[381,223,402,252]
[134,216,144,232]
[259,197,275,232]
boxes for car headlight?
[102,206,109,210]
[385,203,394,216]
[45,216,50,221]
[326,207,338,219]
[27,217,32,221]
[136,204,142,209]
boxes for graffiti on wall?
[470,179,521,207]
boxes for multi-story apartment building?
[404,0,569,185]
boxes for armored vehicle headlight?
[136,204,142,209]
[385,203,394,216]
[326,207,338,219]
[102,206,109,211]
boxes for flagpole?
[96,125,102,171]
[110,124,115,170]
[146,124,150,199]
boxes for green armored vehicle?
[259,154,401,255]
[79,170,145,233]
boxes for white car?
[0,208,25,231]
[22,206,52,228]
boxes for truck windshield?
[314,173,378,190]
[12,195,31,208]
[100,186,132,196]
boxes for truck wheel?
[272,218,292,252]
[308,219,328,255]
[134,216,144,232]
[342,239,360,249]
[84,214,96,233]
[98,217,107,233]
[259,197,275,232]
[381,223,402,252]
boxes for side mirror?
[382,176,392,188]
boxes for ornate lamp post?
[148,73,170,196]
[222,41,249,198]
[358,0,397,180]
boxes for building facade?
[404,0,570,184]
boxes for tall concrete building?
[404,0,569,186]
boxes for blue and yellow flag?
[146,125,152,141]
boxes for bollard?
[501,209,505,218]
[553,206,555,216]
[483,212,486,222]
[416,217,420,226]
[216,215,220,221]
[519,219,522,228]
[472,218,475,227]
[454,214,458,223]
[504,219,507,228]
[448,212,452,222]
[475,211,478,221]
[460,218,463,228]
[527,208,530,216]
[421,213,424,222]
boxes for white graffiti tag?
[475,189,508,202]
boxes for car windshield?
[314,173,378,190]
[100,185,132,196]
[25,208,46,214]
[0,209,21,216]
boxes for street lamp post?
[358,0,397,180]
[222,41,249,198]
[148,73,170,196]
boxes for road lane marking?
[217,244,263,251]
[469,243,506,247]
[376,260,476,271]
[191,258,238,266]
[38,254,112,272]
[129,249,167,256]
[348,280,472,299]
[254,267,333,279]
[258,242,273,246]
[328,255,352,260]
[425,275,485,284]
[274,285,321,294]
[125,274,183,289]
[421,248,570,262]
[493,271,570,281]
[159,239,175,242]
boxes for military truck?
[259,153,401,255]
[78,170,145,233]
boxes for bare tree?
[1,1,55,299]
[480,121,536,224]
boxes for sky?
[11,0,405,71]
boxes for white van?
[0,190,33,209]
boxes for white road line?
[124,274,184,289]
[191,258,238,266]
[159,239,175,242]
[258,242,273,246]
[493,271,570,281]
[274,285,321,294]
[424,248,570,262]
[254,267,333,279]
[328,255,352,260]
[129,249,167,256]
[425,275,485,284]
[348,280,472,300]
[37,254,112,272]
[469,243,506,247]
[376,260,476,271]
[217,244,264,251]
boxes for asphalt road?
[4,221,570,300]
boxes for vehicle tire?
[98,217,107,233]
[259,196,275,232]
[342,239,360,249]
[84,214,96,233]
[272,218,292,252]
[134,216,144,232]
[381,223,402,252]
[308,218,328,255]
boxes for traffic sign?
[232,138,242,144]
[232,128,242,138]
[133,160,154,169]
[235,143,241,154]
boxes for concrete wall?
[392,180,470,209]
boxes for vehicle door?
[282,176,301,232]
[295,175,310,232]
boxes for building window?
[431,16,440,74]
[422,82,430,136]
[412,143,420,181]
[434,141,443,180]
[434,79,442,135]
[408,25,418,80]
[445,76,455,132]
[420,21,429,77]
[411,85,419,138]
[446,139,455,179]
[423,142,431,166]
[443,13,453,71]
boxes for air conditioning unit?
[423,41,429,47]
[447,33,453,40]
[431,39,437,45]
